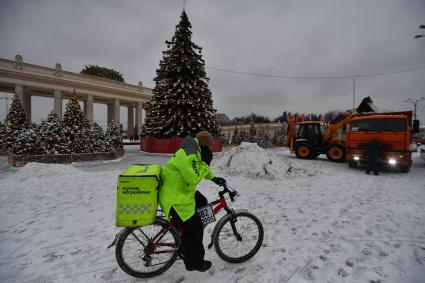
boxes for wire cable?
[206,65,425,79]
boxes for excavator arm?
[285,115,297,153]
[322,109,357,145]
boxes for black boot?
[178,246,186,260]
[186,260,212,272]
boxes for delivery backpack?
[116,164,161,227]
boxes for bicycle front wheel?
[115,219,181,278]
[214,211,264,263]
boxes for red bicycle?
[109,184,264,278]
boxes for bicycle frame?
[153,192,231,242]
[147,188,237,255]
[210,193,230,215]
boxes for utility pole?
[404,97,425,120]
[352,78,356,109]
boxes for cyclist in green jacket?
[159,131,226,272]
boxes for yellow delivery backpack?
[116,164,161,227]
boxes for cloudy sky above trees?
[1,0,424,124]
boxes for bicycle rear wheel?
[214,211,264,263]
[115,219,181,278]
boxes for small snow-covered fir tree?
[0,122,7,150]
[12,128,38,155]
[247,122,257,143]
[1,95,28,150]
[217,130,229,145]
[89,122,107,152]
[254,130,272,148]
[231,127,240,145]
[277,123,288,147]
[37,112,70,154]
[105,121,123,151]
[66,126,91,153]
[238,130,248,145]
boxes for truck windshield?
[351,118,406,132]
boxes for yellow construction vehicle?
[285,97,374,162]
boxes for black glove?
[211,177,227,186]
[200,146,213,165]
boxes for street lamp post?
[404,97,425,120]
[414,24,425,39]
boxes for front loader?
[285,97,375,162]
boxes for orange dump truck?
[346,111,412,172]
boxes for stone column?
[24,90,32,123]
[113,98,120,125]
[135,102,143,137]
[15,85,31,122]
[23,90,31,122]
[14,84,24,102]
[53,90,62,119]
[107,102,113,126]
[85,94,94,124]
[127,106,134,139]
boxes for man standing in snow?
[366,138,380,175]
[159,131,226,272]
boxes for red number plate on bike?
[197,205,215,226]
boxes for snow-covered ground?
[0,144,424,283]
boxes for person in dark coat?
[366,138,380,175]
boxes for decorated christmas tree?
[143,10,218,138]
[37,112,70,154]
[62,90,90,129]
[1,95,28,150]
[62,90,91,153]
[105,121,123,151]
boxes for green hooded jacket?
[159,136,215,222]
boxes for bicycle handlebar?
[217,184,238,202]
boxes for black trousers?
[170,191,208,268]
[366,154,379,174]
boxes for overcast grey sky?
[1,0,425,125]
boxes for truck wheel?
[348,160,357,168]
[326,144,346,162]
[295,143,314,159]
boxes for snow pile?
[212,142,291,179]
[5,162,83,182]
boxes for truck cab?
[346,112,412,172]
